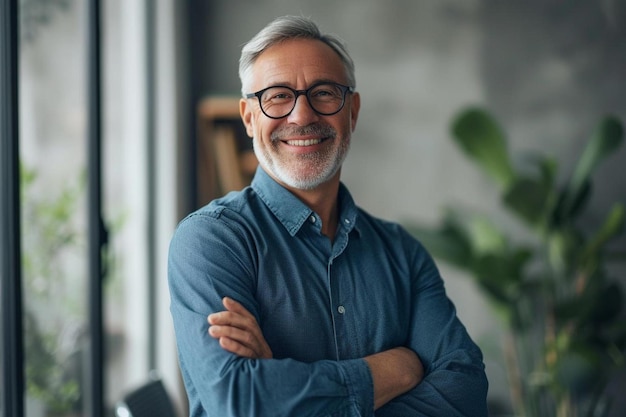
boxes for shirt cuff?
[339,358,375,416]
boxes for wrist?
[364,347,422,409]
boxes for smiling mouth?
[285,138,323,146]
[273,123,336,146]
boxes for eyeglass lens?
[259,83,347,118]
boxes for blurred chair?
[115,376,177,417]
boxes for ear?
[349,92,361,132]
[240,98,254,138]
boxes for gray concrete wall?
[189,1,626,414]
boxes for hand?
[208,297,273,359]
[364,347,424,410]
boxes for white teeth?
[286,138,322,146]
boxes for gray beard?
[254,124,350,190]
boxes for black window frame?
[0,1,24,417]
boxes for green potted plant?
[406,109,626,417]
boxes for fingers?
[208,322,255,348]
[219,336,257,357]
[207,297,273,359]
[211,333,258,359]
[222,296,253,317]
[208,297,255,327]
[209,319,273,359]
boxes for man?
[168,15,488,417]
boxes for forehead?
[250,38,348,88]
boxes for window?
[19,1,96,415]
[2,1,185,416]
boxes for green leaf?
[503,176,552,226]
[451,107,516,189]
[590,282,623,324]
[553,282,599,326]
[551,181,592,228]
[547,229,584,276]
[471,248,531,296]
[406,220,473,268]
[601,321,626,351]
[553,297,585,323]
[581,203,626,262]
[554,277,623,333]
[559,116,624,221]
[473,245,531,314]
[466,215,507,255]
[470,252,528,328]
[554,346,603,394]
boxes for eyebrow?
[262,78,348,89]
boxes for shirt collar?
[251,166,360,237]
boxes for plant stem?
[504,330,527,416]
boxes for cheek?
[253,117,281,141]
[340,118,355,136]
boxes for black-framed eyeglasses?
[245,82,354,119]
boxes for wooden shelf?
[196,96,258,206]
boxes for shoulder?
[355,207,435,268]
[179,187,259,225]
[170,187,263,247]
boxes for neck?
[299,185,340,239]
[280,174,341,240]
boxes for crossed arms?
[208,296,424,410]
[168,209,489,416]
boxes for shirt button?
[337,305,345,314]
[309,215,316,223]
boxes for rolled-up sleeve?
[168,212,374,417]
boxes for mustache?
[270,123,337,141]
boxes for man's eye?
[263,89,293,102]
[313,90,333,97]
[311,87,341,100]
[272,92,292,100]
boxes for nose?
[287,94,319,125]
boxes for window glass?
[20,1,157,415]
[19,1,89,416]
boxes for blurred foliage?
[407,109,626,417]
[21,163,85,416]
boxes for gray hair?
[239,15,356,97]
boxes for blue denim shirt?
[168,167,488,417]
